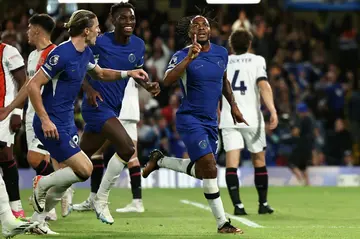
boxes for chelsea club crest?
[128,53,136,63]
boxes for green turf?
[13,187,360,238]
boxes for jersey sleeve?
[5,46,24,71]
[87,49,97,71]
[135,43,145,68]
[166,50,187,72]
[41,47,66,79]
[256,56,267,80]
[224,53,229,72]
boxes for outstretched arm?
[134,78,161,96]
[87,65,148,82]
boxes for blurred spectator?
[288,103,314,185]
[231,10,251,32]
[161,94,180,125]
[325,118,353,166]
[145,37,171,82]
[1,31,22,52]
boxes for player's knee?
[27,152,43,168]
[128,157,140,168]
[73,160,93,181]
[226,151,240,168]
[198,157,217,179]
[83,161,94,179]
[251,152,266,167]
[0,147,11,162]
[117,142,135,162]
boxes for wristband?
[121,71,128,79]
[13,108,23,119]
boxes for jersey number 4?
[231,70,247,95]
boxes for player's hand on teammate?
[128,69,149,82]
[269,112,278,130]
[145,82,161,96]
[231,104,249,126]
[0,107,11,121]
[42,118,59,140]
[10,114,22,133]
[85,87,103,107]
[188,34,202,59]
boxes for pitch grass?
[14,187,360,239]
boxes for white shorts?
[119,119,138,142]
[25,122,49,155]
[0,115,14,147]
[221,127,266,153]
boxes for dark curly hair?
[110,2,135,18]
[175,7,217,48]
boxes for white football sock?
[158,157,196,177]
[9,200,23,211]
[89,192,96,201]
[0,177,15,223]
[96,153,126,202]
[31,211,47,223]
[203,178,227,228]
[45,186,68,212]
[39,167,81,191]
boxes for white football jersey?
[118,77,140,122]
[219,53,267,129]
[0,43,24,108]
[26,45,56,124]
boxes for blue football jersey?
[85,32,145,112]
[166,43,228,122]
[38,40,95,131]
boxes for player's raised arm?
[163,34,201,87]
[87,64,149,82]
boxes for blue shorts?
[82,101,118,133]
[176,114,218,161]
[34,125,80,163]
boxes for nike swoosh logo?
[37,227,48,234]
[33,192,44,213]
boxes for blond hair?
[64,10,97,37]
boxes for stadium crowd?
[1,0,359,169]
